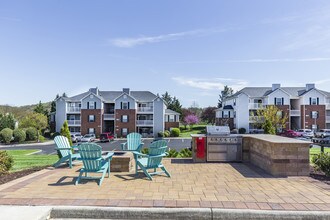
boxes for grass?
[6,150,58,172]
[310,147,330,163]
[179,125,207,137]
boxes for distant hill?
[0,102,51,120]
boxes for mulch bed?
[0,167,46,185]
[310,166,330,185]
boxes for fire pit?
[103,151,134,172]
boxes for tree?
[162,92,172,107]
[218,85,234,108]
[50,101,56,113]
[19,112,48,141]
[162,92,183,116]
[201,107,217,124]
[254,105,288,134]
[34,101,48,116]
[184,114,199,130]
[0,113,16,131]
[60,120,72,146]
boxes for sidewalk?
[0,140,54,148]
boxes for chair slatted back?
[126,133,142,151]
[54,136,72,158]
[78,143,103,172]
[149,140,168,156]
[147,146,167,168]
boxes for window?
[88,115,95,122]
[122,102,129,109]
[311,111,318,119]
[233,99,236,106]
[234,111,236,118]
[88,101,96,109]
[275,98,283,105]
[169,115,175,122]
[122,128,128,136]
[122,115,128,123]
[223,111,229,118]
[88,128,95,134]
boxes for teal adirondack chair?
[53,135,80,168]
[75,143,114,186]
[133,140,171,180]
[121,132,144,173]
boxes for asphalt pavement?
[0,138,192,155]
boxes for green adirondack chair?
[133,140,171,180]
[75,143,114,186]
[121,132,144,173]
[53,135,80,168]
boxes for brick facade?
[276,105,290,130]
[302,105,326,130]
[81,109,103,136]
[115,109,136,138]
[165,122,179,130]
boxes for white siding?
[236,93,249,132]
[302,89,326,105]
[81,94,102,109]
[267,89,290,105]
[115,95,136,109]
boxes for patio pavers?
[0,159,330,211]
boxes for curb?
[49,206,330,220]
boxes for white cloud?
[313,78,330,85]
[172,77,248,91]
[109,27,229,48]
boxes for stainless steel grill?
[206,126,242,162]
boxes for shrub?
[38,135,45,142]
[0,151,14,174]
[158,131,164,138]
[312,153,330,176]
[171,128,180,137]
[13,129,26,143]
[0,128,13,144]
[179,148,192,157]
[166,149,179,158]
[25,127,38,141]
[238,128,246,134]
[164,130,170,137]
[60,121,72,146]
[141,148,149,155]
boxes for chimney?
[306,83,315,91]
[89,87,99,95]
[123,88,130,95]
[272,84,281,91]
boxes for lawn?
[310,147,330,163]
[6,150,58,172]
[179,125,207,137]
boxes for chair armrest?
[54,147,71,150]
[136,143,144,152]
[103,152,114,160]
[121,142,128,151]
[149,154,166,159]
[132,151,148,157]
[165,152,169,156]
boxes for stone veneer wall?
[242,135,310,176]
[110,152,134,172]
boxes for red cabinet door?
[196,137,205,158]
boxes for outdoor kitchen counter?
[241,134,310,176]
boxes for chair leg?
[75,170,84,185]
[134,155,139,176]
[99,169,107,186]
[161,166,171,177]
[69,156,72,168]
[141,166,153,181]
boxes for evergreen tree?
[162,92,172,107]
[60,120,72,146]
[218,85,234,108]
[0,113,16,130]
[34,101,48,115]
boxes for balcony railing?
[327,116,330,123]
[104,114,115,120]
[248,103,265,109]
[67,120,81,126]
[136,120,153,126]
[249,116,264,123]
[290,110,300,116]
[137,107,153,112]
[326,103,330,110]
[67,107,81,113]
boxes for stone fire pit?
[109,151,134,172]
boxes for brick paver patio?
[1,158,330,211]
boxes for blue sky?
[1,0,330,107]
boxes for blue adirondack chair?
[133,140,171,180]
[53,135,80,168]
[121,132,144,173]
[75,143,114,186]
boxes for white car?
[315,129,330,138]
[81,134,96,142]
[297,129,314,138]
[71,133,82,143]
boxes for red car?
[279,130,301,138]
[100,132,115,142]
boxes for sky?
[1,0,330,107]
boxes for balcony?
[67,107,81,113]
[326,103,330,110]
[249,116,264,123]
[327,116,330,123]
[137,107,153,113]
[248,103,265,109]
[136,120,153,126]
[290,110,300,117]
[67,120,81,126]
[104,114,115,120]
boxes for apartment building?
[54,88,180,137]
[215,84,330,133]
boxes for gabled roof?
[130,91,157,102]
[165,109,180,115]
[223,105,234,110]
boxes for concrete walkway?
[1,159,330,211]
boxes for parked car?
[297,129,314,138]
[315,129,330,138]
[71,133,82,143]
[279,130,301,138]
[81,134,96,142]
[100,132,114,142]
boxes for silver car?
[297,129,314,138]
[81,134,96,142]
[71,133,82,143]
[315,129,330,138]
